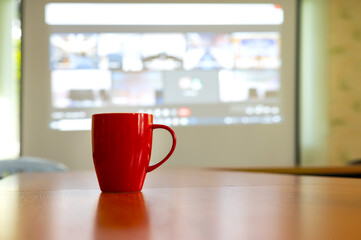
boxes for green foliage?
[14,39,21,97]
[329,46,346,55]
[330,118,345,127]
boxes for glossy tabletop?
[1,168,361,240]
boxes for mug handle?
[147,124,177,173]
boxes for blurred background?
[1,0,361,169]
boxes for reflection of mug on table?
[92,113,176,192]
[94,192,149,239]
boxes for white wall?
[0,0,19,160]
[22,0,298,170]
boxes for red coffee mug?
[92,113,176,192]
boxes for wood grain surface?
[1,168,361,240]
[222,165,361,177]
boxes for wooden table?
[1,168,361,240]
[224,165,361,178]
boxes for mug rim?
[92,112,152,117]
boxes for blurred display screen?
[46,4,284,131]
